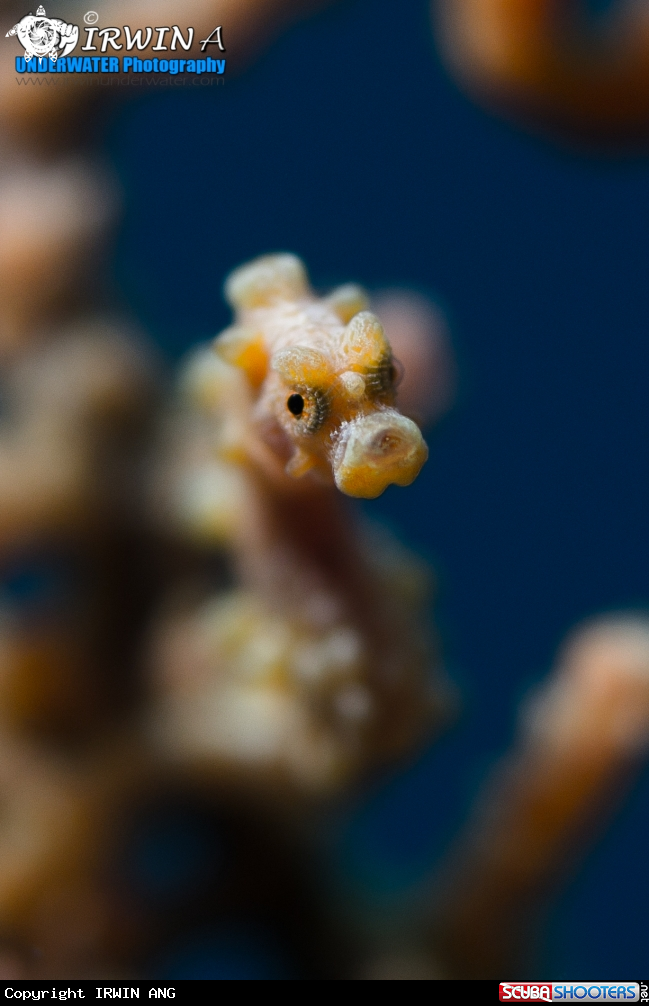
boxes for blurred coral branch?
[430,616,649,977]
[434,0,649,144]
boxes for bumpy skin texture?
[435,0,649,143]
[217,254,428,499]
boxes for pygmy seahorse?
[149,254,448,793]
[215,253,428,499]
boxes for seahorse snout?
[333,410,428,499]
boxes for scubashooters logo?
[6,5,78,62]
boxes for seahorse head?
[215,255,428,499]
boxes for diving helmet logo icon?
[5,5,78,62]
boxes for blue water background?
[107,0,649,978]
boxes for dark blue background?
[107,0,649,978]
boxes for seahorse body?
[149,256,447,793]
[216,254,428,499]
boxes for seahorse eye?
[287,393,305,416]
[364,355,403,399]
